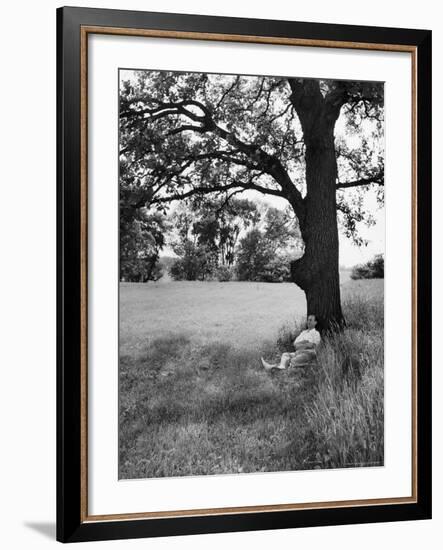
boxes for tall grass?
[298,293,384,469]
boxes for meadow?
[119,277,384,479]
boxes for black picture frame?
[57,6,432,543]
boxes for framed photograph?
[57,6,432,543]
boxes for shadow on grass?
[119,334,310,477]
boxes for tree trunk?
[289,95,345,331]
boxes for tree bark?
[289,81,345,331]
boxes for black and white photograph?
[118,69,385,480]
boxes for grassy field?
[119,280,307,355]
[119,278,384,479]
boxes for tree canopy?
[120,71,383,241]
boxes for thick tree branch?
[167,124,206,136]
[121,99,209,121]
[151,183,241,204]
[336,173,384,190]
[247,181,284,198]
[205,120,304,214]
[121,94,305,219]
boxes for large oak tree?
[119,71,384,329]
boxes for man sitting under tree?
[261,314,321,371]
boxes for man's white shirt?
[294,328,321,347]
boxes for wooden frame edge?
[82,24,417,52]
[80,25,89,524]
[83,496,416,523]
[411,47,418,503]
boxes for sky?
[338,199,384,268]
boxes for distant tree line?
[120,196,303,283]
[168,197,302,282]
[120,192,383,284]
[350,254,384,280]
